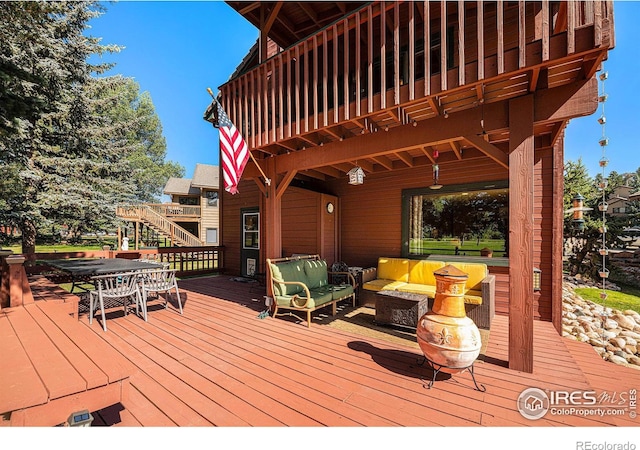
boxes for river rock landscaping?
[563,275,640,370]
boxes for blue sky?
[89,0,640,180]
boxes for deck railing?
[146,203,201,219]
[21,246,224,278]
[219,0,613,151]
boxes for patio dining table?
[49,258,163,293]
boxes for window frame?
[401,180,509,258]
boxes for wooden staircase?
[116,205,203,247]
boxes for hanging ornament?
[597,62,610,360]
[430,150,442,190]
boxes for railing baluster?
[343,17,350,121]
[518,1,526,68]
[409,2,415,100]
[368,4,374,111]
[477,0,484,80]
[424,1,430,96]
[458,0,465,86]
[567,0,576,54]
[441,0,448,91]
[313,34,318,131]
[394,2,400,104]
[381,3,387,108]
[356,10,361,116]
[497,0,504,75]
[333,24,339,124]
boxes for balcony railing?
[219,1,613,153]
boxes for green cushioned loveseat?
[266,255,356,327]
[361,257,495,329]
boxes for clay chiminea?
[416,264,482,379]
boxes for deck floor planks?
[17,274,640,427]
[145,309,378,426]
[170,282,568,426]
[36,301,132,383]
[23,303,108,390]
[111,315,286,426]
[0,313,49,414]
[173,293,477,425]
[181,288,580,426]
[6,306,87,400]
[87,316,252,427]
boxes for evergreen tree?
[0,2,183,251]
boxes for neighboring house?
[607,185,640,217]
[116,164,220,247]
[163,164,221,245]
[214,1,615,372]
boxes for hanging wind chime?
[430,150,443,190]
[597,64,610,336]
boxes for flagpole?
[207,88,271,186]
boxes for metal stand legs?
[417,356,486,392]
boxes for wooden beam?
[449,140,462,160]
[276,170,297,200]
[394,151,414,167]
[463,134,509,169]
[420,146,436,164]
[508,94,534,374]
[372,155,394,170]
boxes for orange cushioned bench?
[0,301,131,426]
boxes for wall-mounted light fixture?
[533,268,541,291]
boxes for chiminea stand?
[416,356,486,392]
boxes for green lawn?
[3,244,110,253]
[574,285,640,315]
[409,238,506,256]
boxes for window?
[205,190,218,207]
[402,182,509,257]
[205,228,218,244]
[243,212,259,249]
[178,196,199,206]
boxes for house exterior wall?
[200,189,220,244]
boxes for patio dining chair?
[139,268,183,318]
[89,271,145,332]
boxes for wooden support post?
[551,132,565,334]
[263,158,282,261]
[508,94,534,373]
[0,250,13,308]
[6,255,34,308]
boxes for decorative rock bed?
[563,276,640,370]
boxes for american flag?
[206,98,249,195]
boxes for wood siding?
[223,142,559,320]
[199,190,220,244]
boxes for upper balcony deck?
[219,1,613,178]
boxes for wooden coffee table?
[375,290,431,329]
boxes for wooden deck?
[8,274,640,428]
[0,299,130,426]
